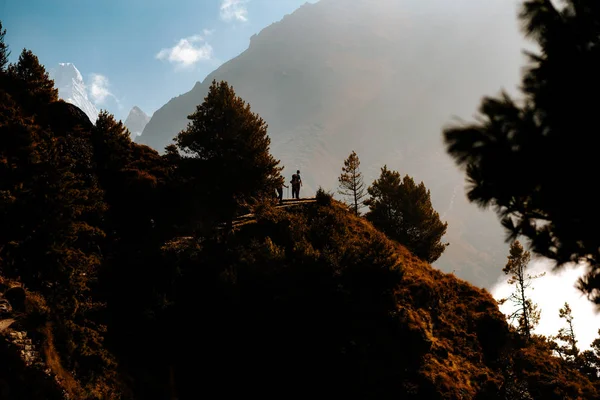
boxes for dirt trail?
[232,198,316,227]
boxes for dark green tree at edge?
[364,165,449,263]
[175,80,282,228]
[443,0,600,305]
[0,21,9,71]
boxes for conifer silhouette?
[364,165,448,263]
[0,21,9,71]
[338,150,366,215]
[443,0,600,304]
[176,80,282,227]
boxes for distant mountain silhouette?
[124,106,151,141]
[139,0,527,287]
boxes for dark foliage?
[6,49,58,114]
[443,0,600,304]
[316,186,333,206]
[0,47,118,398]
[175,80,282,228]
[0,21,8,72]
[364,165,449,263]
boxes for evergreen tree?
[338,150,366,215]
[498,240,544,340]
[552,302,580,363]
[92,110,132,174]
[6,49,58,113]
[0,21,9,71]
[442,0,600,304]
[364,165,448,263]
[580,330,600,381]
[0,80,116,393]
[176,80,282,227]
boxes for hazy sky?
[491,260,600,351]
[1,0,317,119]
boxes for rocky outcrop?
[0,330,66,400]
[0,291,67,399]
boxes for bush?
[315,187,333,206]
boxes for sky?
[1,0,317,120]
[491,258,600,351]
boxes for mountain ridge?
[138,0,525,287]
[124,106,151,141]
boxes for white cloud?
[491,258,600,350]
[89,73,113,105]
[156,34,213,69]
[220,0,249,22]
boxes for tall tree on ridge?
[338,150,366,215]
[498,240,543,340]
[364,165,448,263]
[552,302,580,363]
[176,80,282,228]
[0,20,9,71]
[6,49,58,114]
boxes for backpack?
[291,174,299,184]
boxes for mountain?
[49,63,99,124]
[124,106,151,141]
[138,0,527,288]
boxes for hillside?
[138,0,526,287]
[157,197,597,399]
[2,12,598,399]
[0,78,596,397]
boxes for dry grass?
[41,322,82,399]
[246,200,511,396]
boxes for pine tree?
[443,0,600,304]
[6,49,58,113]
[580,330,600,381]
[0,21,9,71]
[364,165,449,263]
[338,150,366,215]
[176,80,282,227]
[498,240,544,340]
[92,111,132,177]
[552,302,580,363]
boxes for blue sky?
[1,0,316,120]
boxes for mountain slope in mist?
[139,0,527,287]
[124,106,151,141]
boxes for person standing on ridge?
[291,170,302,199]
[276,177,288,204]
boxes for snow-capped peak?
[124,106,151,141]
[55,62,84,84]
[50,63,99,124]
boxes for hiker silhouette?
[290,170,302,199]
[276,178,288,203]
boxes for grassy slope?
[216,198,509,398]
